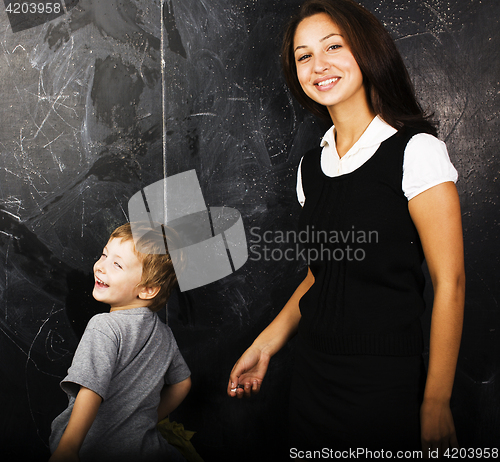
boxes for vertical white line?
[161,1,168,227]
[161,1,169,321]
[60,0,68,14]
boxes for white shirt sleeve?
[296,156,305,207]
[403,133,458,200]
[297,132,458,205]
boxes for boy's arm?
[157,377,191,423]
[49,386,102,462]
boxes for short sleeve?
[164,329,191,385]
[61,315,118,400]
[403,133,458,200]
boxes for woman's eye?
[328,44,341,51]
[297,53,310,62]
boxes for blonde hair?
[110,222,179,312]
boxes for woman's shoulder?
[403,132,458,200]
[405,132,451,163]
[407,131,446,149]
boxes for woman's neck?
[327,96,376,158]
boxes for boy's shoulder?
[84,311,123,340]
[87,308,151,327]
[87,311,114,328]
[85,308,171,341]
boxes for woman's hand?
[420,398,459,458]
[227,346,271,399]
[226,268,313,400]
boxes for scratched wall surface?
[0,0,498,460]
[0,0,165,459]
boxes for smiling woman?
[292,13,369,127]
[281,0,437,136]
[228,0,465,456]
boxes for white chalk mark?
[12,44,27,53]
[161,1,168,225]
[137,38,149,83]
[0,209,21,221]
[189,112,217,117]
[115,194,129,221]
[0,324,29,357]
[0,230,17,239]
[43,132,64,148]
[2,167,23,179]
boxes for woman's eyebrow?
[294,33,342,52]
[320,32,342,42]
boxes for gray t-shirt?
[50,307,190,462]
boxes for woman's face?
[293,13,368,117]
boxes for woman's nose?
[314,54,330,73]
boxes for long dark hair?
[281,0,437,136]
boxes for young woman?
[228,0,464,454]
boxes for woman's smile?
[293,13,369,116]
[314,75,340,90]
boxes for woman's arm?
[408,181,465,456]
[157,377,192,422]
[227,267,315,398]
[49,386,103,462]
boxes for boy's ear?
[138,285,161,300]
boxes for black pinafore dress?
[289,129,427,451]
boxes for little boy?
[49,223,191,462]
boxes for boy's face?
[92,237,147,311]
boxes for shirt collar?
[320,116,398,153]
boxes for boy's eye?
[114,262,122,269]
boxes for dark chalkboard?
[0,0,498,460]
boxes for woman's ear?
[138,285,161,300]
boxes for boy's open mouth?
[95,276,109,288]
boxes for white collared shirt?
[296,116,458,206]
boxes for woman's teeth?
[317,77,339,86]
